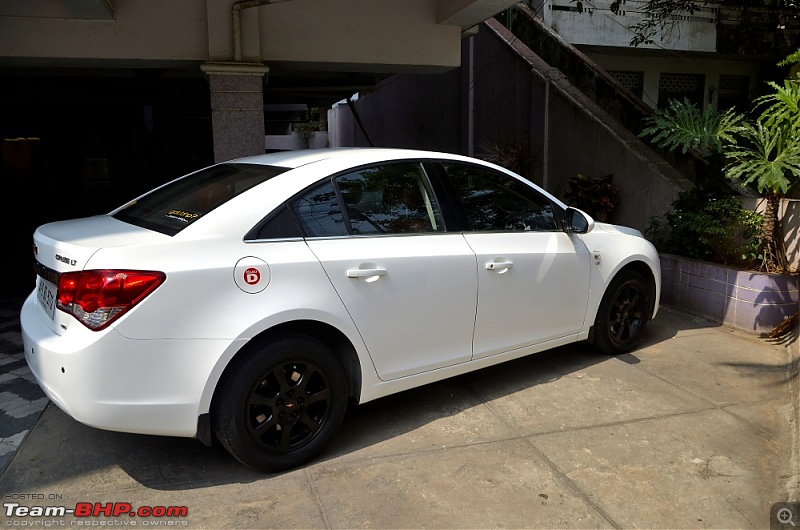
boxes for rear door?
[296,162,478,381]
[437,162,592,359]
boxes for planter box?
[660,253,800,335]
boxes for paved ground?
[0,302,797,529]
[0,292,46,473]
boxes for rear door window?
[113,163,288,236]
[291,163,445,238]
[334,163,445,235]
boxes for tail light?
[57,270,166,330]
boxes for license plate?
[37,276,57,321]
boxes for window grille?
[608,71,644,98]
[657,73,705,108]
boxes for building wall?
[329,21,691,232]
[327,68,463,153]
[540,0,718,52]
[0,0,209,64]
[255,0,461,70]
[0,0,468,72]
[583,50,763,110]
[526,0,767,110]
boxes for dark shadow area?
[767,322,799,349]
[328,344,623,461]
[727,306,800,383]
[644,304,721,343]
[719,357,799,384]
[0,73,213,298]
[752,274,800,349]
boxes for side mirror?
[565,207,595,234]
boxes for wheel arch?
[587,259,658,346]
[616,260,658,320]
[197,319,363,447]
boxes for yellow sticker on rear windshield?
[165,209,200,223]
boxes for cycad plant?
[724,57,800,273]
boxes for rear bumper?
[20,292,233,438]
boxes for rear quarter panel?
[84,236,380,411]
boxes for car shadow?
[0,307,706,493]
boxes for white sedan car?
[22,148,660,472]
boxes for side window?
[251,205,302,240]
[292,180,348,237]
[334,163,445,235]
[440,163,558,232]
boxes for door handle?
[485,261,513,270]
[346,267,387,278]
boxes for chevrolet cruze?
[21,148,660,472]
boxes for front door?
[437,162,591,359]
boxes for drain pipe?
[347,97,374,147]
[232,0,292,62]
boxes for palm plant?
[725,123,800,272]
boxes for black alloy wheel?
[245,360,332,453]
[608,281,644,345]
[212,334,348,472]
[593,270,650,355]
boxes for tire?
[212,334,348,472]
[592,270,651,355]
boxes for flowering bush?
[563,173,620,222]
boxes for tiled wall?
[660,254,800,335]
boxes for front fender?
[579,227,661,336]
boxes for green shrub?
[645,187,763,267]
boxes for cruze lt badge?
[55,254,77,266]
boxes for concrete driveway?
[0,306,798,529]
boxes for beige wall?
[256,0,461,71]
[0,0,513,72]
[0,1,209,64]
[583,51,763,110]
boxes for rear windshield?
[113,163,288,236]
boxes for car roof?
[227,147,478,170]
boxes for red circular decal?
[244,267,260,285]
